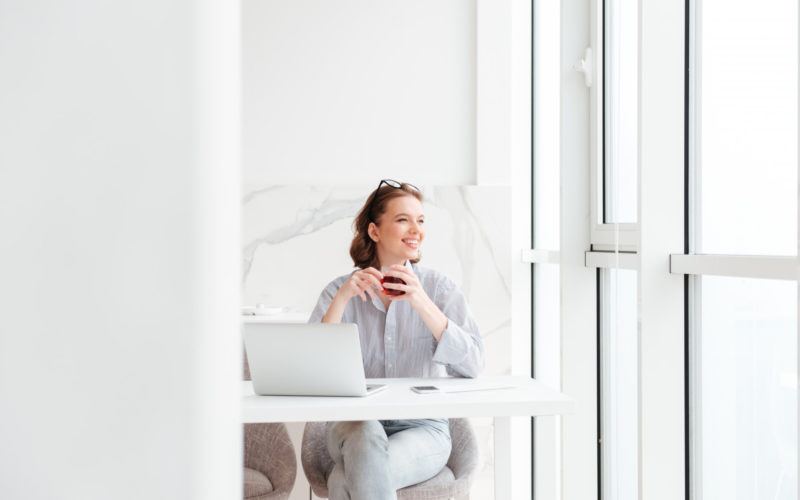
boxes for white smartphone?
[410,385,440,394]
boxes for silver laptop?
[243,322,387,397]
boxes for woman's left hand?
[384,264,449,340]
[382,264,431,310]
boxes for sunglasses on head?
[366,179,421,222]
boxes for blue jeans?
[325,418,452,500]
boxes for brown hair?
[349,183,423,269]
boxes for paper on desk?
[440,384,518,393]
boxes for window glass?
[603,0,638,223]
[698,0,797,255]
[696,276,797,500]
[600,269,638,499]
[534,2,560,251]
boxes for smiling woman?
[309,180,485,499]
[350,180,425,271]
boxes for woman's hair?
[350,183,423,269]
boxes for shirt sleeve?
[308,280,341,323]
[430,277,485,378]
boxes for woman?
[309,179,485,500]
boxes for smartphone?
[410,385,440,394]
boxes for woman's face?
[369,195,425,265]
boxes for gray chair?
[243,350,297,500]
[301,419,479,500]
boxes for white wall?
[0,2,241,499]
[243,0,477,185]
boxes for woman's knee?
[326,420,387,459]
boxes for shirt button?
[387,336,392,341]
[388,364,392,369]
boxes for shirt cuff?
[431,322,469,366]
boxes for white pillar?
[0,2,241,499]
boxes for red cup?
[380,266,406,295]
[381,276,406,295]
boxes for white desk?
[243,376,573,499]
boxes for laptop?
[243,322,387,397]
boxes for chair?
[243,350,297,500]
[301,419,479,500]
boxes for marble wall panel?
[243,184,511,375]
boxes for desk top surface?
[242,376,573,423]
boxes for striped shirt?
[309,261,485,379]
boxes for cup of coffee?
[380,266,406,296]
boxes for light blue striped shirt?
[309,262,485,379]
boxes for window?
[599,269,638,500]
[693,277,797,499]
[694,0,797,256]
[532,1,562,498]
[689,1,799,499]
[591,0,639,249]
[603,0,638,224]
[596,1,641,497]
[544,2,796,499]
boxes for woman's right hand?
[338,267,383,302]
[322,267,383,323]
